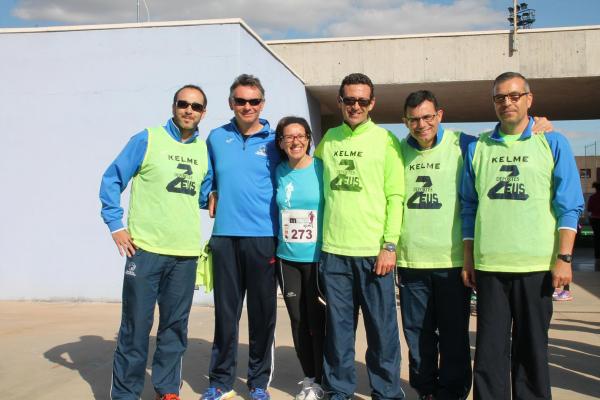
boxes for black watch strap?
[557,254,573,263]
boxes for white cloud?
[12,0,506,39]
[326,0,506,37]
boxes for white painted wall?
[0,22,317,301]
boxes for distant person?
[461,72,584,399]
[275,116,325,400]
[587,181,600,259]
[202,74,279,400]
[100,84,212,400]
[553,283,572,301]
[315,73,405,400]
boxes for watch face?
[558,254,573,263]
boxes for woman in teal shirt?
[275,116,325,400]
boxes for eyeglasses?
[493,92,529,104]
[281,134,309,143]
[232,97,263,106]
[176,100,205,112]
[405,113,438,125]
[339,96,371,107]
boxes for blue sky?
[1,0,599,154]
[2,0,600,36]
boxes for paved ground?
[1,248,598,399]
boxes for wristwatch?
[383,242,397,252]
[556,254,573,263]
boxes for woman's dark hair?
[593,181,600,191]
[275,116,312,160]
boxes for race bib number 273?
[282,209,317,243]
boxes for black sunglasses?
[339,96,371,107]
[232,97,263,106]
[176,100,205,112]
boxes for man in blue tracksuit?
[100,84,213,400]
[202,74,280,400]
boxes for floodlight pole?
[137,0,140,23]
[512,0,518,51]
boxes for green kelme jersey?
[315,120,404,256]
[397,130,463,268]
[472,132,557,272]
[128,126,208,256]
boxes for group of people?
[100,71,584,400]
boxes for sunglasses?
[176,100,205,112]
[232,97,263,106]
[339,96,371,107]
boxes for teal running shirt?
[275,158,324,262]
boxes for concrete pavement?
[1,253,598,399]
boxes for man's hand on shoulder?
[112,229,137,258]
[532,116,554,134]
[374,249,396,276]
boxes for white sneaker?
[304,382,324,400]
[295,377,314,400]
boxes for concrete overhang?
[268,26,600,123]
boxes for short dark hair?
[173,84,207,108]
[493,71,530,93]
[229,74,265,98]
[275,116,312,160]
[403,90,439,115]
[338,73,374,99]
[594,181,600,191]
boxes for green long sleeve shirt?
[315,119,404,256]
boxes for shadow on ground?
[548,321,600,398]
[43,335,117,399]
[467,320,600,398]
[43,335,408,399]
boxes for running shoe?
[554,290,573,301]
[305,382,325,400]
[156,394,180,400]
[201,387,237,400]
[552,288,561,300]
[296,377,314,400]
[250,388,270,400]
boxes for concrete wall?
[0,21,315,301]
[268,26,600,122]
[268,27,600,85]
